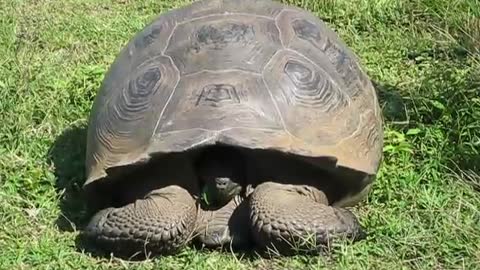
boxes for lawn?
[0,0,479,269]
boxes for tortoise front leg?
[83,156,199,257]
[84,184,197,256]
[249,181,365,255]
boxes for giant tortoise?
[82,0,383,256]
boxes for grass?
[0,0,479,269]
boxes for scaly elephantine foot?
[249,181,365,255]
[195,195,251,249]
[83,185,197,257]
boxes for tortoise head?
[195,146,246,208]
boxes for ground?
[0,0,479,269]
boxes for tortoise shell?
[85,0,383,194]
